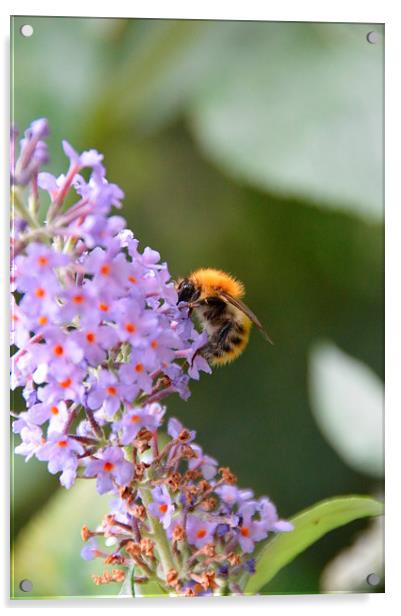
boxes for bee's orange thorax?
[189,268,244,300]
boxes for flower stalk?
[10,119,293,597]
[138,485,177,576]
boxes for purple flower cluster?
[11,120,292,596]
[11,119,210,489]
[79,416,293,596]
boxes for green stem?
[11,186,40,229]
[139,486,176,578]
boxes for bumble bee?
[176,268,273,366]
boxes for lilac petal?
[80,149,103,167]
[87,388,104,410]
[96,473,113,495]
[104,396,121,417]
[162,509,173,530]
[201,461,217,480]
[60,460,78,489]
[148,503,160,518]
[33,364,48,384]
[114,460,133,486]
[81,538,98,561]
[250,522,268,542]
[84,459,102,477]
[62,140,79,163]
[38,172,58,192]
[239,535,255,554]
[106,447,124,463]
[142,247,160,265]
[167,417,183,438]
[30,118,49,138]
[27,403,49,425]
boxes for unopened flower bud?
[181,445,197,459]
[201,496,217,511]
[134,462,146,480]
[201,543,216,558]
[104,553,125,565]
[166,471,182,491]
[131,504,146,520]
[172,524,185,542]
[140,538,155,558]
[227,552,241,566]
[111,569,126,583]
[92,571,113,586]
[125,541,141,558]
[219,466,237,485]
[198,479,210,493]
[166,568,179,588]
[183,469,202,482]
[81,525,92,542]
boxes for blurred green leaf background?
[11,16,384,597]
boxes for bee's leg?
[188,298,209,309]
[190,346,201,367]
[218,321,233,345]
[190,333,216,367]
[190,343,210,367]
[196,324,233,366]
[201,322,234,364]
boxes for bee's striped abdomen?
[204,316,252,366]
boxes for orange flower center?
[159,503,168,514]
[131,414,141,423]
[134,363,143,373]
[37,256,49,267]
[150,340,158,350]
[99,302,109,312]
[86,332,96,343]
[240,527,250,537]
[38,315,48,326]
[59,377,72,389]
[106,386,117,396]
[100,264,110,276]
[125,322,136,333]
[57,439,68,448]
[73,294,84,304]
[53,344,64,356]
[196,529,207,539]
[103,461,114,472]
[51,406,59,415]
[35,287,46,298]
[128,275,137,284]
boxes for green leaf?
[12,481,119,598]
[189,22,384,221]
[119,565,135,597]
[118,565,167,598]
[133,577,168,598]
[244,495,384,595]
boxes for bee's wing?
[221,292,274,345]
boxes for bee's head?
[176,278,198,303]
